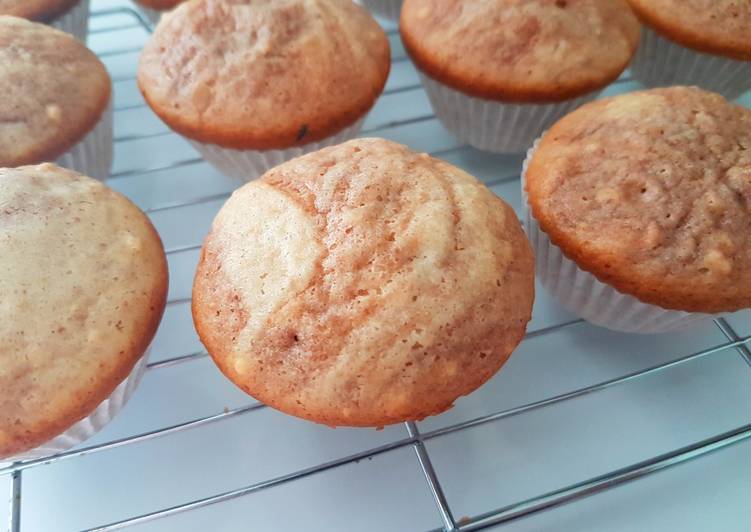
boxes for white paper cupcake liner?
[520,140,716,334]
[4,349,150,462]
[419,73,599,154]
[50,0,89,42]
[55,98,113,181]
[359,0,402,21]
[188,116,366,181]
[630,25,751,101]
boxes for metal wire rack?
[5,3,751,531]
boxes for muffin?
[0,164,168,460]
[400,0,640,153]
[628,1,751,100]
[0,17,112,180]
[0,0,89,41]
[193,138,535,427]
[359,0,402,21]
[523,87,751,333]
[134,0,184,24]
[138,0,391,182]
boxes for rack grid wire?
[5,3,751,531]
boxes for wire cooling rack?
[5,2,751,531]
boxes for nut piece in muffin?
[525,87,751,322]
[138,0,391,180]
[0,164,168,459]
[0,16,112,179]
[0,0,89,41]
[400,0,640,153]
[627,0,751,99]
[193,138,535,427]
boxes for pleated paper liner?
[631,25,751,100]
[521,139,718,334]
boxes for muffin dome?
[525,87,751,313]
[627,0,751,60]
[193,138,535,426]
[0,164,168,458]
[138,0,390,150]
[0,16,110,167]
[400,0,640,102]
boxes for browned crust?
[193,139,535,427]
[0,185,169,458]
[525,99,751,314]
[1,251,167,457]
[627,0,751,61]
[527,185,744,313]
[203,317,527,427]
[400,0,639,103]
[0,0,81,22]
[193,231,532,427]
[13,85,111,167]
[139,77,387,151]
[137,1,391,150]
[401,30,628,103]
[134,0,183,9]
[0,19,112,167]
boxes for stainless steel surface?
[406,422,457,532]
[3,2,751,530]
[9,470,20,532]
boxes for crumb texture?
[138,0,390,149]
[526,87,751,312]
[627,0,751,60]
[0,165,168,458]
[0,16,111,167]
[193,138,534,426]
[400,0,640,101]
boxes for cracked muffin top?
[137,0,390,150]
[0,16,111,167]
[627,0,751,60]
[400,0,640,102]
[193,138,535,427]
[0,164,168,458]
[525,87,751,313]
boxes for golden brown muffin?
[0,0,79,21]
[135,0,183,8]
[0,164,168,459]
[400,0,640,102]
[627,0,751,61]
[525,87,751,313]
[138,0,391,150]
[0,16,111,167]
[193,138,535,427]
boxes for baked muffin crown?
[0,16,111,167]
[0,0,79,21]
[193,138,534,426]
[400,0,640,102]
[138,0,391,150]
[627,0,751,61]
[526,86,751,313]
[0,164,168,458]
